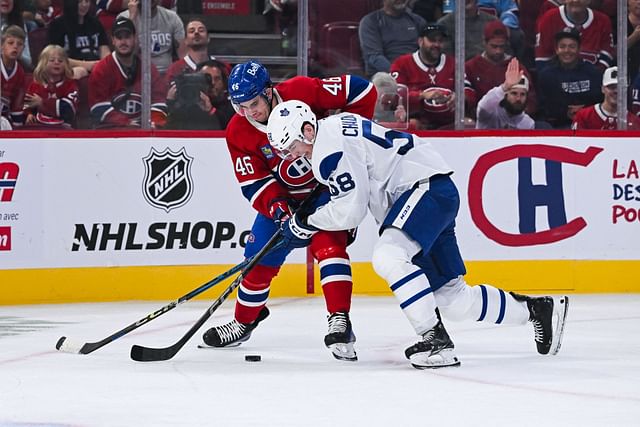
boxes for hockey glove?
[281,213,318,249]
[268,199,293,224]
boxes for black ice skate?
[201,306,270,348]
[404,319,460,369]
[511,292,569,355]
[324,312,357,361]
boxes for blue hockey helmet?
[228,60,272,104]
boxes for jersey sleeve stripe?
[345,75,375,105]
[243,176,278,205]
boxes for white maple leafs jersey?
[307,113,453,231]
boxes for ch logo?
[468,145,603,246]
[0,162,19,202]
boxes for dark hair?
[554,29,581,45]
[2,0,24,28]
[197,59,229,88]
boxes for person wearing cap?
[536,30,603,129]
[358,0,427,77]
[117,0,185,75]
[535,0,614,72]
[466,20,537,118]
[573,66,640,129]
[88,17,167,128]
[390,23,474,129]
[476,57,534,129]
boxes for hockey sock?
[311,232,353,313]
[234,264,279,324]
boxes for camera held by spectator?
[173,72,212,108]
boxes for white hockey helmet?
[266,100,317,158]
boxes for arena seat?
[316,21,364,77]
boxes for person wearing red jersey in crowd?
[535,0,614,71]
[200,60,377,362]
[466,20,536,118]
[29,0,62,28]
[391,24,474,130]
[0,25,26,126]
[23,44,79,128]
[88,17,167,128]
[573,66,640,130]
[95,0,175,33]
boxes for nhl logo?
[142,147,194,212]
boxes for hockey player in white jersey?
[266,100,569,369]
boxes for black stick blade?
[130,344,180,362]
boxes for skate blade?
[197,342,243,349]
[549,296,569,356]
[328,342,358,361]
[409,348,461,369]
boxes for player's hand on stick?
[281,213,317,248]
[268,199,293,224]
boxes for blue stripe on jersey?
[238,288,269,303]
[240,176,272,202]
[477,285,488,321]
[346,75,371,104]
[320,262,352,279]
[400,287,433,309]
[390,269,423,291]
[496,289,506,324]
[318,152,343,181]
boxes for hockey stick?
[55,257,253,355]
[130,185,323,362]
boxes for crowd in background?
[0,0,638,131]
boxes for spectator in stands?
[0,25,26,126]
[96,0,176,34]
[29,0,61,28]
[476,57,534,129]
[390,24,473,129]
[164,19,228,86]
[436,0,500,61]
[359,0,426,77]
[165,59,233,130]
[23,44,79,128]
[48,0,110,80]
[118,0,185,76]
[535,0,614,71]
[88,17,167,128]
[536,30,603,129]
[466,20,536,118]
[371,71,407,124]
[0,0,33,69]
[573,66,640,129]
[628,0,640,82]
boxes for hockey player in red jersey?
[23,45,79,128]
[88,17,167,128]
[0,25,26,127]
[201,60,377,361]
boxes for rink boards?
[1,131,639,304]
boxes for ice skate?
[511,292,569,355]
[201,307,270,348]
[404,320,460,369]
[324,312,357,361]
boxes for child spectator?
[573,66,640,130]
[23,44,79,128]
[0,25,26,126]
[0,0,33,69]
[48,0,110,79]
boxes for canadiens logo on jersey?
[275,156,315,189]
[142,147,194,212]
[111,92,143,116]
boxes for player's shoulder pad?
[318,152,343,181]
[345,75,374,104]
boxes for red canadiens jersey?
[1,60,25,125]
[89,53,167,127]
[535,6,614,68]
[572,104,640,130]
[391,51,473,127]
[24,78,79,127]
[225,74,377,218]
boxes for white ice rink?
[1,294,639,427]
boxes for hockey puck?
[245,354,261,362]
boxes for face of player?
[1,36,24,62]
[0,0,14,15]
[185,21,207,49]
[112,31,136,57]
[200,66,224,99]
[555,38,579,66]
[237,94,271,122]
[484,36,508,63]
[78,0,91,18]
[418,35,443,64]
[46,51,66,81]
